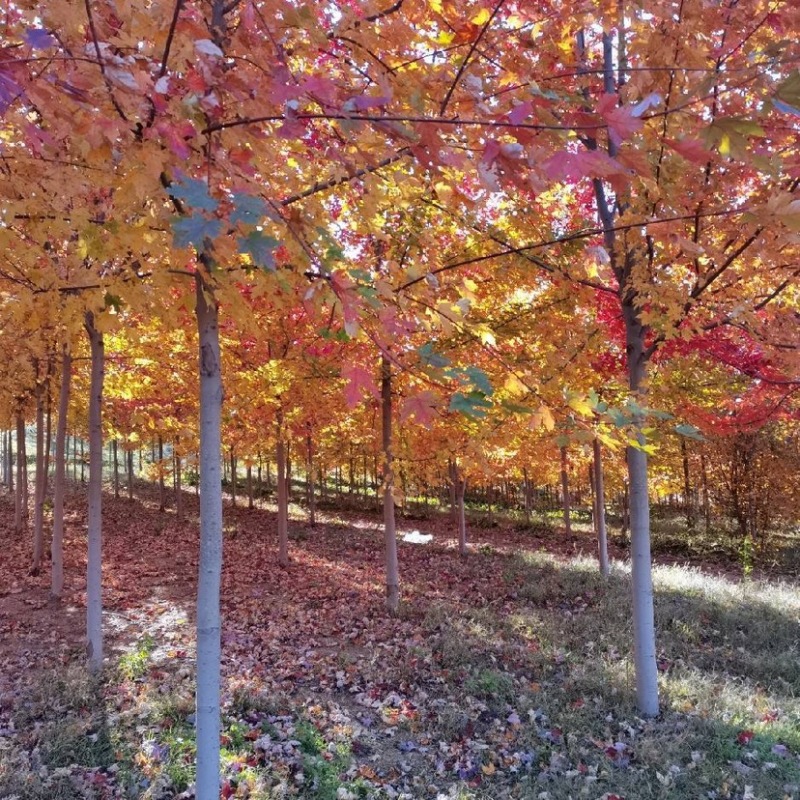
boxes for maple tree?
[0,0,799,793]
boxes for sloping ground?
[1,488,799,800]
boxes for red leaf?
[342,364,380,408]
[665,137,714,164]
[737,729,755,745]
[597,93,643,145]
[508,101,533,125]
[400,391,439,427]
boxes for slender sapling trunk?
[51,347,72,600]
[84,312,105,672]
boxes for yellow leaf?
[568,395,594,417]
[471,7,491,25]
[504,374,527,397]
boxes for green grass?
[117,633,155,680]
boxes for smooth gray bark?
[306,432,315,526]
[681,439,694,531]
[158,436,166,511]
[112,439,120,499]
[195,280,223,800]
[276,413,289,568]
[593,438,610,578]
[381,356,399,614]
[84,312,104,673]
[622,306,659,717]
[456,470,467,556]
[127,447,134,500]
[51,347,72,600]
[44,379,52,488]
[701,448,711,534]
[560,445,571,535]
[175,448,183,522]
[229,448,237,508]
[15,412,27,531]
[31,383,46,574]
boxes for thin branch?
[158,0,185,78]
[398,207,748,292]
[202,112,607,136]
[281,148,411,206]
[83,0,128,121]
[439,0,505,115]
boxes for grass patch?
[117,633,155,680]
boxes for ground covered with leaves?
[1,488,799,800]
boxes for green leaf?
[418,343,450,369]
[675,423,704,441]
[103,292,123,311]
[169,178,218,211]
[608,408,630,428]
[172,214,222,249]
[449,391,491,418]
[774,70,800,115]
[500,400,532,415]
[649,409,674,420]
[463,365,493,396]
[238,231,279,269]
[348,268,373,283]
[230,193,267,225]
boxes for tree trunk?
[681,439,694,531]
[44,378,53,491]
[175,448,183,522]
[5,429,12,491]
[560,445,571,536]
[195,279,223,800]
[381,356,399,614]
[84,312,105,673]
[50,348,72,601]
[229,448,237,508]
[306,432,316,526]
[276,415,289,568]
[701,447,711,534]
[247,464,254,509]
[31,383,46,574]
[127,447,134,500]
[593,439,610,578]
[80,437,85,483]
[456,470,468,556]
[158,436,166,511]
[522,467,532,526]
[15,412,27,532]
[622,306,659,717]
[448,459,457,521]
[285,446,292,502]
[112,439,120,499]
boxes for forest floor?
[0,485,799,800]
